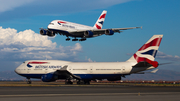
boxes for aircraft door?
[68,66,72,72]
[27,68,31,74]
[90,66,93,74]
[122,66,125,73]
[44,68,48,73]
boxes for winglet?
[127,35,163,68]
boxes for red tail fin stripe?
[134,54,158,68]
[138,38,162,51]
[99,14,106,20]
[96,24,101,29]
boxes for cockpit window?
[23,62,25,63]
[49,23,54,25]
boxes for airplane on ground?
[15,35,163,84]
[39,10,142,41]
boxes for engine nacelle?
[105,29,114,35]
[40,29,55,37]
[84,31,94,37]
[46,31,55,37]
[40,29,47,35]
[41,73,58,82]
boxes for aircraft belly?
[74,74,122,80]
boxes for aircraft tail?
[127,35,163,68]
[93,10,107,29]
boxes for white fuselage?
[15,60,154,80]
[48,20,95,33]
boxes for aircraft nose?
[14,67,19,74]
[15,63,24,74]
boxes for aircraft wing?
[70,26,142,37]
[55,65,81,79]
[96,26,142,32]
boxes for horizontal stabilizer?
[133,69,159,74]
[133,61,152,67]
[150,69,159,73]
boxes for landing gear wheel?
[27,78,31,84]
[79,38,86,41]
[84,80,90,85]
[27,81,31,84]
[66,38,70,41]
[77,80,90,85]
[72,39,78,41]
[65,80,73,85]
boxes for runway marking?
[0,92,180,97]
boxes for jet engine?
[41,73,58,82]
[105,29,114,35]
[40,29,47,35]
[84,31,93,37]
[46,30,55,37]
[40,29,55,37]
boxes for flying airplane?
[15,35,163,84]
[39,10,141,41]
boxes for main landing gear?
[72,38,78,41]
[79,38,86,41]
[66,37,70,41]
[77,80,90,85]
[26,78,31,84]
[65,37,86,41]
[64,79,90,85]
[65,79,73,85]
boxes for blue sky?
[0,0,180,72]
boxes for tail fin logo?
[94,10,107,29]
[99,14,106,20]
[131,35,163,67]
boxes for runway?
[0,85,180,101]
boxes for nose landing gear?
[26,78,31,84]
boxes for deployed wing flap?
[55,65,81,79]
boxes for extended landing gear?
[77,80,90,85]
[79,38,86,41]
[65,79,73,85]
[66,37,70,41]
[26,78,31,84]
[66,37,86,41]
[72,38,78,41]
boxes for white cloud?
[0,0,34,13]
[0,27,56,47]
[156,51,180,61]
[0,27,82,61]
[88,58,93,62]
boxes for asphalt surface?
[0,85,180,101]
